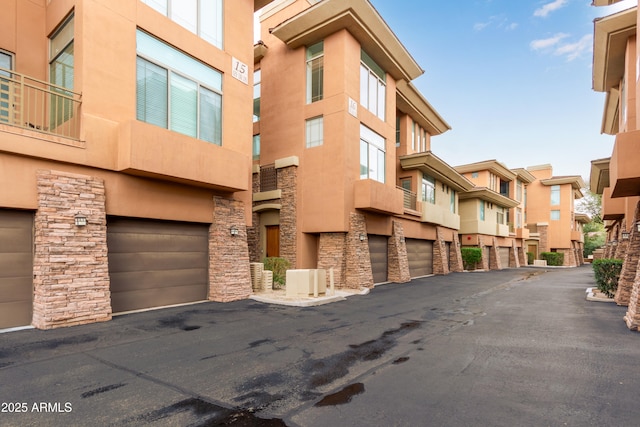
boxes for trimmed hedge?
[263,257,291,289]
[592,258,623,298]
[526,252,534,266]
[461,247,482,270]
[540,252,564,266]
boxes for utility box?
[286,269,326,297]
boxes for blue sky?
[368,0,636,181]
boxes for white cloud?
[534,0,568,18]
[506,22,519,31]
[530,33,569,50]
[474,21,491,31]
[554,34,593,61]
[474,15,518,32]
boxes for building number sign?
[232,57,249,85]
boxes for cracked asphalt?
[1,266,639,426]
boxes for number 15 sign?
[232,57,249,85]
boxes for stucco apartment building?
[524,164,587,267]
[590,1,640,330]
[454,160,531,270]
[250,0,475,288]
[0,0,273,330]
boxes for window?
[411,120,416,151]
[450,190,456,213]
[0,50,13,124]
[516,208,522,228]
[253,69,261,122]
[306,41,323,103]
[395,116,400,147]
[50,14,74,126]
[497,207,504,225]
[471,172,479,179]
[141,0,223,48]
[360,124,385,183]
[499,180,509,197]
[551,210,560,220]
[306,116,323,148]
[253,134,260,160]
[550,185,560,205]
[422,175,435,204]
[136,30,222,145]
[516,180,523,202]
[360,50,386,120]
[480,200,485,221]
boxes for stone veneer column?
[518,244,527,266]
[509,240,520,268]
[478,236,489,271]
[538,223,549,254]
[615,223,629,261]
[32,170,111,329]
[489,237,501,270]
[345,213,374,289]
[432,227,450,275]
[277,164,297,268]
[449,232,463,273]
[623,259,640,330]
[209,196,252,302]
[387,221,410,283]
[247,168,260,263]
[318,233,347,288]
[615,201,640,306]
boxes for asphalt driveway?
[1,266,639,426]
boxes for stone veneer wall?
[32,170,111,329]
[538,223,549,254]
[345,213,374,289]
[509,240,520,268]
[557,248,575,267]
[449,232,463,273]
[489,238,501,270]
[318,233,347,288]
[277,165,297,268]
[615,223,629,261]
[387,221,410,283]
[478,236,489,271]
[247,170,261,263]
[623,260,640,330]
[432,227,450,275]
[208,196,252,302]
[615,201,640,306]
[518,244,527,266]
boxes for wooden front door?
[266,225,280,258]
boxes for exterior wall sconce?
[622,231,630,240]
[612,240,618,246]
[400,236,405,243]
[230,226,239,236]
[74,213,87,227]
[359,233,366,241]
[636,222,640,233]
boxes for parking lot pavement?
[1,266,639,426]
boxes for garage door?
[368,235,388,284]
[499,247,510,268]
[0,210,33,329]
[107,218,209,313]
[406,238,433,277]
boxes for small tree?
[461,247,482,270]
[592,259,623,298]
[263,257,290,289]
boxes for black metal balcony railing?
[0,67,82,140]
[260,164,277,192]
[398,186,417,210]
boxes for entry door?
[266,225,280,257]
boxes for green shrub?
[526,252,534,266]
[263,257,290,289]
[461,247,482,270]
[540,252,564,266]
[592,258,623,298]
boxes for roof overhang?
[454,160,517,182]
[396,80,450,135]
[400,152,474,192]
[255,0,275,12]
[458,187,520,208]
[590,157,611,194]
[575,213,592,224]
[254,41,268,63]
[593,7,637,92]
[592,0,624,6]
[511,168,537,184]
[541,176,585,199]
[269,0,423,81]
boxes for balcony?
[610,129,640,198]
[354,179,404,215]
[421,201,460,229]
[0,67,81,140]
[602,187,625,220]
[571,230,584,242]
[398,186,417,211]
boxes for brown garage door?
[406,238,433,277]
[0,210,33,329]
[107,218,209,313]
[368,235,388,284]
[499,247,510,268]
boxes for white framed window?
[516,180,523,202]
[360,50,386,120]
[136,30,223,145]
[480,200,485,221]
[253,69,261,122]
[422,175,435,204]
[551,210,560,220]
[450,190,456,213]
[253,134,260,160]
[550,185,560,206]
[306,116,323,148]
[49,14,75,126]
[0,50,13,124]
[141,0,223,48]
[497,207,505,225]
[306,41,324,103]
[360,124,385,183]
